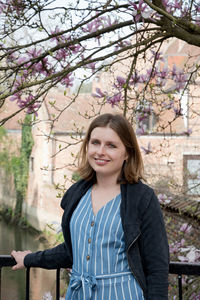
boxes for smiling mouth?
[94,158,110,163]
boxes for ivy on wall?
[13,114,34,219]
[0,114,34,220]
[0,126,13,174]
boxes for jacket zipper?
[127,233,146,292]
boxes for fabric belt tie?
[70,272,97,300]
[68,269,132,300]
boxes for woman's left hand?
[11,250,32,270]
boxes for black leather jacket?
[24,179,169,300]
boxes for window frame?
[183,155,200,197]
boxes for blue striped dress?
[65,187,145,300]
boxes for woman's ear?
[125,152,129,161]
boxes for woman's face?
[87,126,128,180]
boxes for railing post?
[178,274,182,300]
[26,267,30,300]
[0,267,1,300]
[56,268,60,300]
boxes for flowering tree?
[0,0,200,126]
[1,1,200,297]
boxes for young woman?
[11,113,169,300]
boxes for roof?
[162,197,200,223]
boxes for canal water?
[0,218,67,300]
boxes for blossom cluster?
[169,222,200,263]
[157,193,172,205]
[0,0,199,119]
[43,291,64,300]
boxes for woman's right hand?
[11,250,32,270]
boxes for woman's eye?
[108,143,116,148]
[91,140,99,145]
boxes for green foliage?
[0,126,13,173]
[72,172,81,182]
[0,114,34,220]
[0,126,6,140]
[13,114,34,219]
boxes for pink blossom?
[16,56,27,65]
[82,21,96,33]
[10,93,22,102]
[178,248,200,263]
[182,128,192,136]
[27,48,42,58]
[82,15,105,33]
[141,142,152,155]
[107,93,122,107]
[180,223,192,234]
[157,193,172,205]
[136,112,147,123]
[169,239,185,254]
[130,72,141,85]
[60,73,74,87]
[6,51,16,62]
[190,292,200,300]
[162,100,174,110]
[150,50,164,62]
[69,44,81,55]
[155,76,167,87]
[139,73,148,83]
[159,66,169,79]
[146,66,159,79]
[0,1,6,13]
[136,126,146,135]
[104,15,118,28]
[12,75,26,90]
[86,62,96,73]
[194,4,200,13]
[55,49,68,61]
[9,92,39,114]
[28,57,50,76]
[92,88,107,98]
[169,0,182,10]
[50,27,66,43]
[26,102,40,115]
[114,76,126,89]
[115,40,131,51]
[173,107,183,116]
[174,72,188,90]
[171,65,178,79]
[129,0,149,22]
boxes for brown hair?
[77,113,144,183]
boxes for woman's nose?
[97,144,105,155]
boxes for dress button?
[88,238,91,243]
[86,255,90,260]
[91,221,95,227]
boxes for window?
[183,155,200,196]
[136,100,157,134]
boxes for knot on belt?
[70,270,97,299]
[68,269,132,300]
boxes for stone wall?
[0,168,16,209]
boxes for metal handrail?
[169,261,200,300]
[0,255,60,300]
[169,261,200,276]
[0,256,200,300]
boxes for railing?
[169,261,200,300]
[0,255,60,300]
[0,255,200,300]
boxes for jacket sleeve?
[140,191,169,300]
[24,242,73,269]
